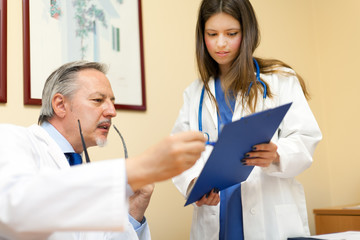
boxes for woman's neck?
[219,64,230,80]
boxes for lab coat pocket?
[275,204,305,239]
[192,205,219,240]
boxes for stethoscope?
[198,58,267,143]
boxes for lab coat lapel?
[46,144,70,169]
[29,125,70,169]
[232,85,272,121]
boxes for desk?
[313,204,360,235]
[313,231,360,240]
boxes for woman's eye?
[93,98,103,103]
[228,32,238,36]
[207,32,217,37]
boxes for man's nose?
[103,100,117,118]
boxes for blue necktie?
[65,152,82,166]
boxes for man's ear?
[52,93,67,118]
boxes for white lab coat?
[172,70,322,240]
[0,124,147,240]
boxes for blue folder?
[185,102,293,206]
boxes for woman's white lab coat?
[0,124,142,240]
[172,70,322,240]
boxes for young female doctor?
[172,0,322,239]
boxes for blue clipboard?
[185,102,293,206]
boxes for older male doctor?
[0,61,206,240]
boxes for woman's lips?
[216,51,229,57]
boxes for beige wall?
[252,0,331,235]
[311,0,360,206]
[2,0,359,239]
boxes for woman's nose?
[217,34,227,47]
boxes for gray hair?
[38,61,108,125]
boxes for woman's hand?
[195,188,220,207]
[241,141,280,168]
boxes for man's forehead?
[75,70,114,98]
[76,69,110,85]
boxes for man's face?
[65,69,117,150]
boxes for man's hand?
[127,131,206,191]
[129,184,154,222]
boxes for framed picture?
[0,0,7,103]
[23,0,146,110]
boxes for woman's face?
[204,12,242,75]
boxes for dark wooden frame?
[0,0,7,103]
[22,0,146,110]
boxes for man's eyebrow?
[90,92,115,101]
[90,92,105,97]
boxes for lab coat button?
[250,208,256,215]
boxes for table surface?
[313,204,360,215]
[312,231,360,240]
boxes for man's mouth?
[97,121,111,130]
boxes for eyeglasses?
[113,124,128,159]
[77,120,128,163]
[78,119,91,163]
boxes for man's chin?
[96,138,108,147]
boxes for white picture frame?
[23,0,146,110]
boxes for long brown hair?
[196,0,309,113]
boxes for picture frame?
[0,0,7,103]
[23,0,146,110]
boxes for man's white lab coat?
[0,124,144,240]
